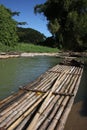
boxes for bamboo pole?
[0,94,42,128]
[35,96,63,130]
[48,69,80,130]
[21,88,74,96]
[38,67,77,130]
[41,67,78,129]
[15,108,37,130]
[0,91,24,109]
[0,92,37,123]
[0,92,33,116]
[26,68,72,130]
[29,66,75,127]
[56,68,83,130]
[47,68,82,130]
[7,92,49,130]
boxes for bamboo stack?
[0,64,83,130]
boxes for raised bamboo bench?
[0,64,83,130]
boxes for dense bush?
[0,5,18,46]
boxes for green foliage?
[38,36,58,48]
[47,19,60,36]
[0,5,18,46]
[17,27,46,44]
[34,0,87,51]
[0,43,59,53]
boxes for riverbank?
[0,43,59,53]
[0,52,59,59]
[0,43,87,59]
[20,52,59,57]
[0,51,87,59]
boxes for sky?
[0,0,52,37]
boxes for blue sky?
[0,0,52,37]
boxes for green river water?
[0,56,62,100]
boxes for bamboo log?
[37,67,78,129]
[0,94,42,128]
[35,69,59,87]
[0,92,33,116]
[47,68,82,130]
[48,70,61,74]
[0,92,37,123]
[37,73,58,91]
[38,68,77,130]
[15,108,37,130]
[47,97,69,130]
[26,68,73,130]
[25,67,75,93]
[7,92,49,130]
[35,67,76,129]
[21,88,74,97]
[56,68,83,130]
[35,96,63,130]
[55,67,75,93]
[0,91,24,109]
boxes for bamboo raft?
[0,64,83,130]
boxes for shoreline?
[0,52,87,59]
[0,52,59,59]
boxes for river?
[0,56,61,100]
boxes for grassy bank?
[0,43,59,53]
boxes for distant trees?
[34,0,87,51]
[38,36,58,48]
[17,27,46,44]
[0,5,18,46]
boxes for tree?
[17,27,46,44]
[34,0,87,51]
[0,5,18,46]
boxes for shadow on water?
[74,60,87,117]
